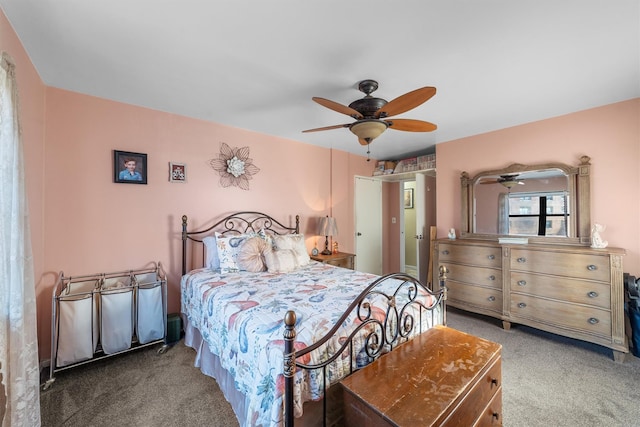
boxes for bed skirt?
[183,315,340,427]
[183,316,250,426]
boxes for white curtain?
[0,52,41,426]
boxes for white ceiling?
[1,1,638,160]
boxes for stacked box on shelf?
[404,157,418,172]
[417,154,436,170]
[372,160,398,176]
[383,161,396,175]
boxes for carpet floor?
[40,308,640,426]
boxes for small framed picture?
[114,150,147,184]
[169,162,186,183]
[404,188,414,209]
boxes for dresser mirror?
[461,156,591,245]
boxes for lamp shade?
[349,119,388,142]
[318,216,338,237]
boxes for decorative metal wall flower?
[209,143,260,190]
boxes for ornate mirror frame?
[461,156,591,246]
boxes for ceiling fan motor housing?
[348,79,388,118]
[349,97,387,118]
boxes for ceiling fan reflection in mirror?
[302,79,437,160]
[480,174,525,189]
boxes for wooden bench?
[340,325,502,426]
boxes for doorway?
[399,173,435,283]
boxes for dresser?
[310,252,355,270]
[434,239,627,360]
[341,325,502,426]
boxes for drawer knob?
[517,280,526,286]
[588,317,599,325]
[491,378,499,387]
[488,296,496,302]
[587,264,598,271]
[517,257,527,263]
[488,275,496,281]
[493,412,500,421]
[442,250,450,255]
[587,291,599,298]
[488,254,495,260]
[518,302,527,308]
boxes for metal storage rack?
[43,262,168,389]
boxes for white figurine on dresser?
[591,223,608,249]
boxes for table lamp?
[318,216,338,255]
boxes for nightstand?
[310,252,355,270]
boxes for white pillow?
[273,234,310,266]
[203,236,220,271]
[264,247,298,273]
[215,232,250,273]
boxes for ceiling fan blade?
[387,118,437,132]
[375,87,436,118]
[302,123,350,133]
[358,138,370,146]
[312,97,364,119]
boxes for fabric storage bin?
[166,313,181,344]
[56,279,100,367]
[135,272,165,344]
[100,276,134,354]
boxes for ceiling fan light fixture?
[349,119,388,142]
[500,180,520,189]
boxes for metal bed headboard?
[181,211,300,275]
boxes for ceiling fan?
[302,79,437,157]
[480,174,525,189]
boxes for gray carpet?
[40,308,640,426]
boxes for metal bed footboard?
[283,266,448,427]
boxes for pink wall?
[436,99,640,274]
[41,88,371,360]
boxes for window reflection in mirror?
[507,191,569,236]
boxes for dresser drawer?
[438,243,502,268]
[326,256,353,269]
[510,272,611,309]
[510,249,610,282]
[442,356,501,427]
[510,294,611,338]
[310,252,355,270]
[473,390,503,427]
[449,264,502,289]
[447,281,503,314]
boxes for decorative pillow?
[215,232,250,273]
[273,234,310,266]
[203,236,220,271]
[237,237,268,272]
[263,247,298,273]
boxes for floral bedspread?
[181,261,441,426]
